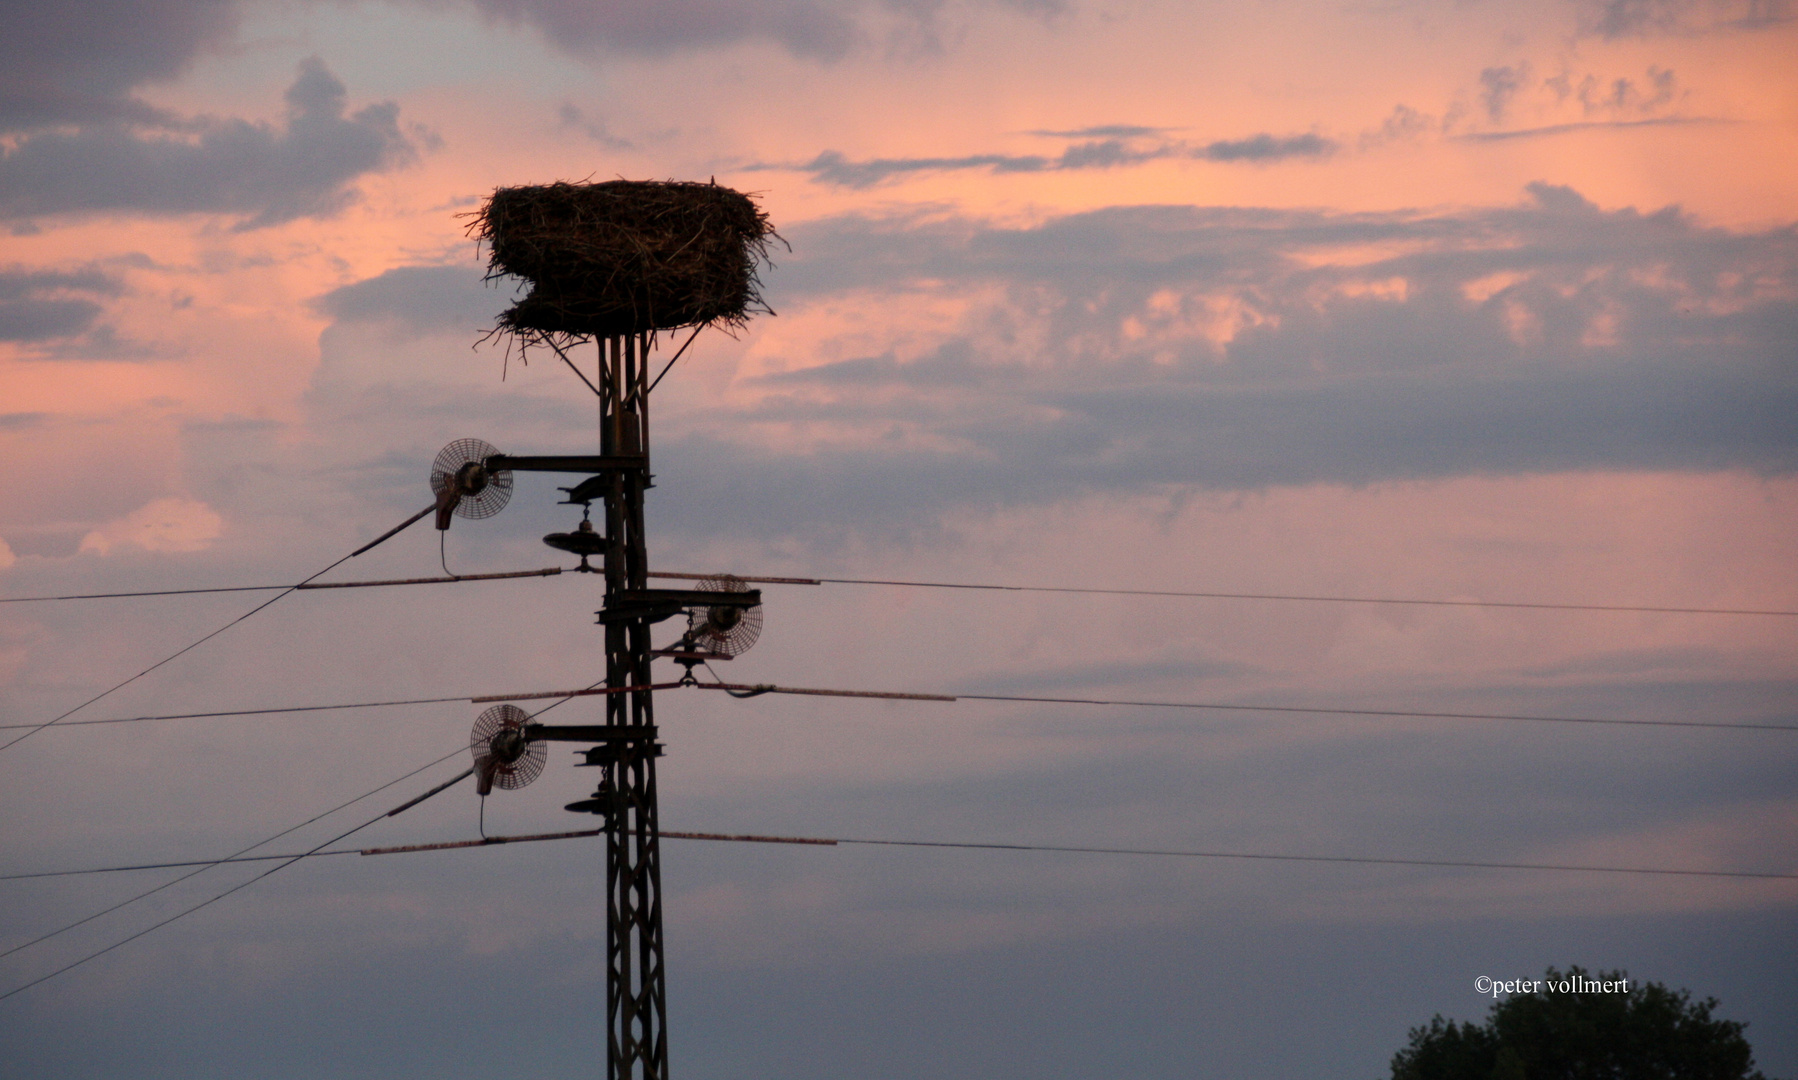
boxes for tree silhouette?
[1390,967,1776,1080]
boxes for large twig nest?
[468,179,780,344]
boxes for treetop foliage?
[1390,966,1776,1080]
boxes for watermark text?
[1475,975,1629,999]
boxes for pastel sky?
[2,0,1795,1077]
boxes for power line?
[952,693,1798,734]
[8,680,1791,735]
[0,683,676,731]
[0,567,562,604]
[0,696,472,730]
[0,680,603,1000]
[688,681,1798,734]
[795,575,1798,618]
[0,797,402,1003]
[1,850,361,881]
[822,837,1798,881]
[10,826,1792,883]
[10,569,1791,618]
[0,745,466,961]
[0,546,368,753]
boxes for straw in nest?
[469,179,780,345]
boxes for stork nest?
[468,179,780,345]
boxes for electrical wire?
[0,546,368,753]
[5,681,1792,735]
[0,746,467,961]
[649,571,1798,618]
[0,748,465,1004]
[819,837,1798,881]
[951,693,1798,734]
[0,818,383,1003]
[0,682,676,733]
[0,678,604,1001]
[0,568,563,604]
[0,696,473,730]
[1,851,361,881]
[10,826,1793,883]
[12,570,1791,618]
[688,681,1797,734]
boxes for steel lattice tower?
[595,330,666,1080]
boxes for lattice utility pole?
[505,334,758,1080]
[471,178,776,1080]
[488,332,674,1080]
[593,330,666,1080]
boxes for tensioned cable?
[0,678,605,1000]
[10,827,1792,883]
[10,569,1791,618]
[687,682,1798,734]
[0,545,373,753]
[821,837,1798,881]
[0,791,412,1002]
[0,684,678,730]
[0,743,471,999]
[661,571,1798,618]
[0,745,468,961]
[950,692,1798,733]
[0,568,562,603]
[5,680,1791,734]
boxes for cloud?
[554,102,636,149]
[631,184,1798,536]
[1574,0,1791,36]
[464,0,1063,61]
[1454,116,1725,142]
[1358,104,1435,149]
[1196,132,1334,162]
[312,264,511,334]
[1540,64,1682,118]
[0,0,239,133]
[0,266,123,341]
[77,496,224,555]
[768,131,1336,188]
[1026,124,1175,138]
[467,0,858,58]
[1480,65,1526,124]
[0,59,414,228]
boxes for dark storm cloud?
[768,132,1335,188]
[313,264,510,333]
[0,266,123,342]
[639,182,1798,538]
[0,60,414,228]
[0,0,238,132]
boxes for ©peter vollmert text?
[1475,975,1630,998]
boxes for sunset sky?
[2,0,1795,1076]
